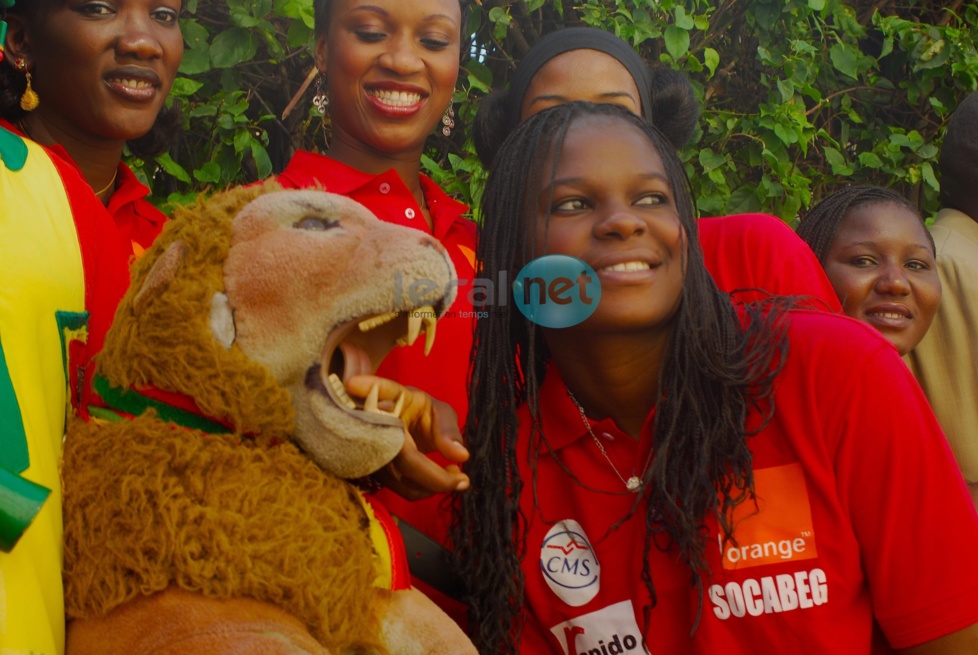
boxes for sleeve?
[699,213,843,312]
[830,339,978,648]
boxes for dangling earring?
[441,105,455,136]
[312,75,328,115]
[14,59,39,112]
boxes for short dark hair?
[939,91,978,212]
[797,185,932,262]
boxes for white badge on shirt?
[540,519,600,606]
[549,600,650,655]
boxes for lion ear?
[209,292,236,349]
[133,241,186,311]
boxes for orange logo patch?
[719,463,817,570]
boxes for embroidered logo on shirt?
[541,519,600,606]
[549,600,649,655]
[718,462,818,570]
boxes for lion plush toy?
[61,184,476,655]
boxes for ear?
[4,14,34,65]
[133,241,186,311]
[314,32,328,74]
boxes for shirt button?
[405,208,416,219]
[601,432,615,441]
[379,182,391,194]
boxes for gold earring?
[20,71,39,112]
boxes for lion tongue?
[337,341,372,383]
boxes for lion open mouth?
[305,303,442,425]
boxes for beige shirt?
[907,208,978,482]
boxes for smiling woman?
[0,0,182,652]
[797,185,942,356]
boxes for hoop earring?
[14,59,39,112]
[441,105,455,136]
[312,75,328,115]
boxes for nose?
[594,207,646,240]
[116,12,164,60]
[874,263,910,296]
[378,36,423,75]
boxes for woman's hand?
[345,375,469,500]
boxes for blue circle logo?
[513,255,601,328]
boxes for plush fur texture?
[62,184,474,654]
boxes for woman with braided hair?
[797,185,941,356]
[452,101,978,654]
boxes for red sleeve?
[50,158,131,411]
[698,213,842,312]
[829,334,978,647]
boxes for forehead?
[522,50,641,114]
[328,0,461,22]
[550,114,664,175]
[837,201,928,243]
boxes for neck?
[546,330,669,438]
[21,113,123,204]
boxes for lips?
[864,303,913,329]
[104,66,161,102]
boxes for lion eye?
[293,216,341,231]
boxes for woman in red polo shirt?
[454,101,978,654]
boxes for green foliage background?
[132,0,978,224]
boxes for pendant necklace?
[567,388,654,493]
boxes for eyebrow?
[844,240,933,253]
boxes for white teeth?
[870,312,907,320]
[371,89,422,107]
[359,311,399,332]
[601,261,651,272]
[116,78,152,89]
[327,373,358,410]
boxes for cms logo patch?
[541,519,599,607]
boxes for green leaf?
[774,123,798,145]
[178,48,211,75]
[823,146,853,175]
[858,152,884,168]
[664,25,690,61]
[829,42,859,79]
[807,0,825,10]
[170,77,204,97]
[674,6,695,30]
[233,130,252,153]
[194,162,222,184]
[210,28,258,69]
[703,47,719,77]
[921,161,939,191]
[156,152,191,183]
[777,79,794,103]
[251,142,273,180]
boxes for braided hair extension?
[452,101,790,653]
[796,185,933,263]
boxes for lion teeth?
[327,373,357,410]
[405,305,436,349]
[359,311,399,332]
[423,315,437,355]
[364,383,380,413]
[391,391,405,418]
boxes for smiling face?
[520,49,642,121]
[13,0,182,142]
[534,114,685,334]
[315,0,460,158]
[822,201,941,356]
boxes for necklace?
[567,388,653,493]
[94,171,118,199]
